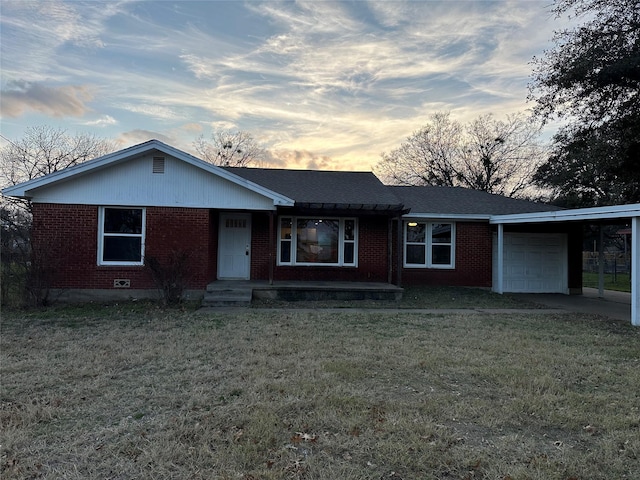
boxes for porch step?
[201,286,253,308]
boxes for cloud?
[81,115,118,127]
[265,149,335,170]
[115,129,176,148]
[115,103,182,121]
[0,1,122,83]
[36,0,109,48]
[179,0,545,145]
[180,123,204,133]
[0,80,93,118]
[0,1,563,171]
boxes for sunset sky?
[0,1,569,171]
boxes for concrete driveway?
[517,288,632,322]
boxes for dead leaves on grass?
[290,431,318,444]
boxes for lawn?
[252,285,542,310]
[583,272,632,293]
[2,303,639,479]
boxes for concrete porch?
[202,280,404,307]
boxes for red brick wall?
[32,204,212,290]
[251,213,271,280]
[32,205,515,290]
[400,222,493,287]
[145,207,211,288]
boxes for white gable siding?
[26,154,276,210]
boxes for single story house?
[2,139,638,325]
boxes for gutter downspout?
[387,216,393,284]
[396,214,403,288]
[496,224,504,294]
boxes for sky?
[0,0,567,172]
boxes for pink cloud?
[0,80,93,118]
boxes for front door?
[218,213,251,279]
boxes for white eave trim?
[1,139,295,208]
[490,204,640,224]
[403,213,491,221]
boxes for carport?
[490,204,640,326]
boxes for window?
[278,217,357,266]
[98,207,145,265]
[404,221,454,268]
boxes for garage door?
[494,233,568,293]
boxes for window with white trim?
[404,221,455,268]
[98,207,145,265]
[278,217,357,266]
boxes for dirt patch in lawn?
[2,306,639,479]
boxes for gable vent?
[152,156,165,174]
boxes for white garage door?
[494,233,568,293]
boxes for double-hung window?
[278,217,357,266]
[404,221,454,268]
[98,207,145,265]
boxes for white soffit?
[490,204,640,224]
[403,213,491,221]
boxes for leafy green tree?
[375,112,546,198]
[529,0,640,206]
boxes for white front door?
[218,213,251,279]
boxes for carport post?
[632,216,639,327]
[598,225,605,298]
[496,223,504,294]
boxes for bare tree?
[458,114,545,198]
[1,125,115,214]
[0,126,114,305]
[193,130,266,167]
[376,112,462,187]
[193,129,267,167]
[375,112,547,198]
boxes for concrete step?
[201,288,253,307]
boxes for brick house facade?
[6,139,583,299]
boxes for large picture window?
[278,217,357,266]
[98,207,145,265]
[404,221,454,268]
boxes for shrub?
[145,249,192,306]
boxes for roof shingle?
[390,185,562,216]
[224,167,561,216]
[224,167,403,210]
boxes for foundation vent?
[114,279,131,288]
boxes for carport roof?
[489,202,640,327]
[490,203,640,224]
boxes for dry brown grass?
[1,303,639,479]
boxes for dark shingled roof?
[224,167,404,211]
[224,167,560,216]
[389,185,562,216]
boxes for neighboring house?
[3,139,638,325]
